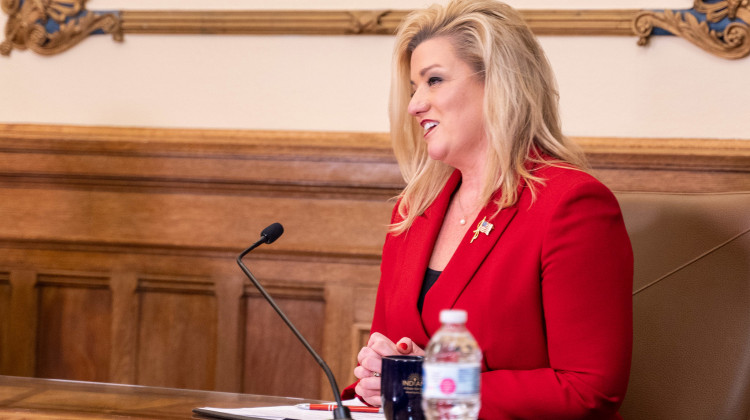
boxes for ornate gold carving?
[117,9,636,37]
[0,7,648,57]
[118,10,409,36]
[521,10,637,36]
[694,0,750,21]
[346,10,396,34]
[1,0,122,56]
[5,3,747,59]
[634,0,750,59]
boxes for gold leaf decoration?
[346,10,393,35]
[2,2,747,60]
[634,0,750,59]
[1,0,122,57]
[694,0,750,22]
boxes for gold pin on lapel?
[470,217,494,243]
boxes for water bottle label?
[422,363,480,399]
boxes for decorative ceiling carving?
[1,0,121,56]
[1,1,748,59]
[635,0,750,59]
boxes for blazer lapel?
[421,187,520,335]
[394,171,462,342]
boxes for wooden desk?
[0,375,319,419]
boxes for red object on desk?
[297,403,380,413]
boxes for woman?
[343,1,633,418]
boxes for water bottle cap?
[440,309,467,324]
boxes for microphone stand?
[237,238,352,420]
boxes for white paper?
[196,400,385,420]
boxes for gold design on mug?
[402,372,422,395]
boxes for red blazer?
[345,164,633,419]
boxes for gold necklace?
[455,191,471,225]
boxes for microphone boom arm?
[237,241,352,419]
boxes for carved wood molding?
[36,272,109,288]
[0,123,748,172]
[0,124,748,192]
[117,9,638,37]
[634,0,750,59]
[574,136,750,194]
[0,123,747,274]
[0,6,640,57]
[576,136,750,172]
[3,3,749,59]
[519,10,638,36]
[119,10,406,36]
[0,124,403,199]
[243,280,324,301]
[138,276,215,294]
[0,0,122,57]
[0,124,750,176]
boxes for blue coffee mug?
[381,355,424,420]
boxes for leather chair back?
[616,192,750,420]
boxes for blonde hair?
[389,0,587,233]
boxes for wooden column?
[109,271,139,384]
[3,270,38,377]
[214,273,244,392]
[322,278,356,401]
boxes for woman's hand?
[395,337,425,357]
[353,333,425,406]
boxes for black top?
[417,268,442,314]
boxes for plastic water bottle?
[422,309,481,419]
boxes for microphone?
[237,223,352,420]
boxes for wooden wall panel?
[318,278,380,399]
[242,283,325,399]
[35,273,112,382]
[0,183,392,258]
[0,124,747,401]
[136,277,218,390]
